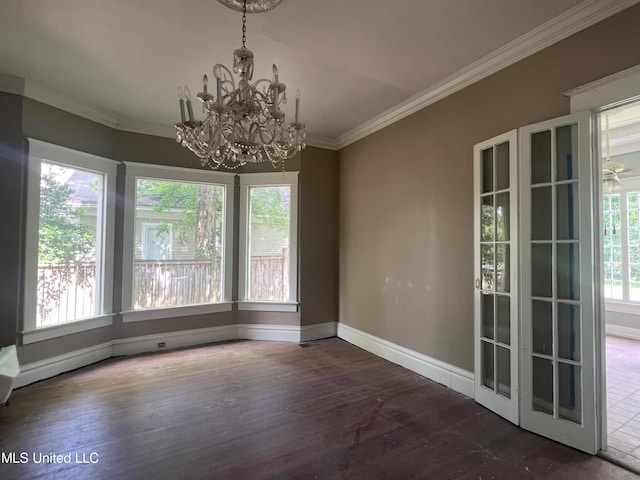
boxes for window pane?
[37,162,102,327]
[531,187,552,240]
[555,124,578,181]
[531,130,551,184]
[601,193,624,300]
[134,179,225,309]
[248,186,291,301]
[558,362,582,424]
[481,147,493,194]
[495,142,510,191]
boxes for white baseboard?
[238,323,300,342]
[112,325,239,357]
[300,321,338,342]
[606,324,640,341]
[16,342,112,388]
[16,322,339,388]
[337,323,475,398]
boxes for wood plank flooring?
[0,338,637,479]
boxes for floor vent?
[299,342,322,348]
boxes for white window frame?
[21,139,117,344]
[121,162,235,322]
[238,172,299,312]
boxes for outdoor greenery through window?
[37,162,103,327]
[603,192,640,301]
[133,178,225,309]
[247,186,290,301]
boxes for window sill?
[21,314,115,345]
[121,302,233,323]
[605,301,640,315]
[236,301,298,313]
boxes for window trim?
[238,172,299,310]
[121,162,235,322]
[22,138,118,342]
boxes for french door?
[474,111,600,454]
[519,111,598,454]
[473,130,519,425]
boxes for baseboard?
[16,322,338,388]
[606,324,640,341]
[112,325,239,357]
[300,321,338,342]
[238,323,300,342]
[16,342,112,388]
[337,323,475,398]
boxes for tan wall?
[339,4,640,371]
[299,147,339,326]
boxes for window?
[239,172,298,310]
[603,189,640,302]
[23,139,117,342]
[122,163,235,320]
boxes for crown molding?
[304,134,339,151]
[24,80,119,126]
[336,0,640,150]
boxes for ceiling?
[0,0,635,149]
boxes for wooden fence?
[37,263,96,327]
[37,254,288,325]
[133,259,222,309]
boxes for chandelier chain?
[242,0,247,49]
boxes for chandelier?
[175,0,306,170]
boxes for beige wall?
[339,4,640,371]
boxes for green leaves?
[38,169,95,265]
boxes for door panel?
[519,111,598,454]
[474,129,519,425]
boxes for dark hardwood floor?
[0,338,637,479]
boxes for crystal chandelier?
[175,0,306,170]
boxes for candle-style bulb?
[272,64,279,83]
[184,86,194,122]
[295,89,300,123]
[203,74,208,94]
[177,86,186,122]
[214,66,223,106]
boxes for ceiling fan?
[602,114,630,192]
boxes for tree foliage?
[250,187,289,234]
[136,180,223,259]
[39,169,94,264]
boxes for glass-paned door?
[474,130,519,425]
[519,111,598,454]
